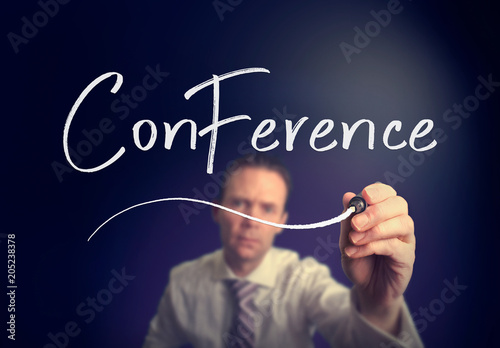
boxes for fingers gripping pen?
[348,182,382,214]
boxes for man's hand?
[340,183,416,334]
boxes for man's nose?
[241,205,261,228]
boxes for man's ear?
[281,211,289,224]
[276,211,288,234]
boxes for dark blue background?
[2,0,499,347]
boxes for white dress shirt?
[143,247,424,348]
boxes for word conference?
[63,67,437,174]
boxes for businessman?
[143,154,423,347]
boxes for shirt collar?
[212,248,278,288]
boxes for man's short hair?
[218,153,292,208]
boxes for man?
[143,154,423,347]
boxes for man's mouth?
[237,236,259,245]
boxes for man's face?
[214,166,288,265]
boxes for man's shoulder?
[269,247,330,274]
[268,247,300,264]
[169,249,221,282]
[268,247,342,294]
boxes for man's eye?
[263,206,274,213]
[232,200,243,207]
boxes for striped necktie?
[225,279,259,348]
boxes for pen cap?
[349,195,366,214]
